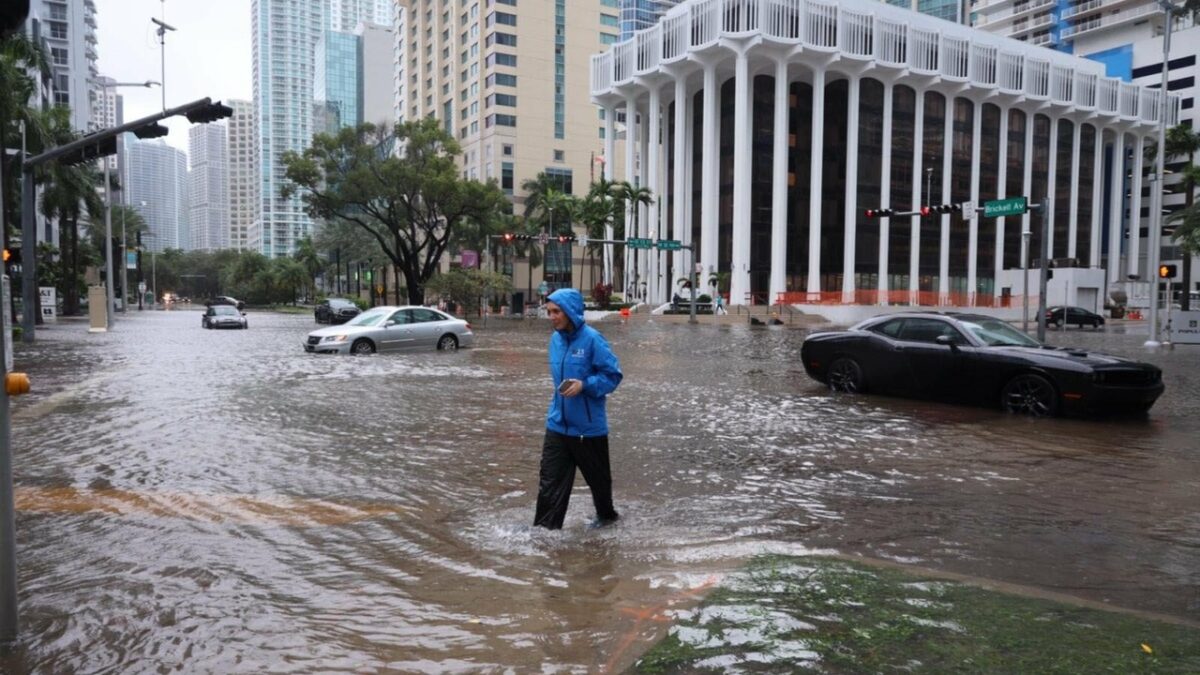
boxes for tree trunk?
[64,217,81,315]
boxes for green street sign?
[984,197,1027,218]
[656,239,682,251]
[626,237,653,249]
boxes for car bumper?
[458,332,476,348]
[210,321,246,329]
[303,339,353,354]
[1061,382,1165,415]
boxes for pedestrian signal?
[1159,264,1177,278]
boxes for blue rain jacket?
[545,288,623,438]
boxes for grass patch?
[634,556,1199,674]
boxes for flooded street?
[3,309,1198,672]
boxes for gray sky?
[96,0,252,153]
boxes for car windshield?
[346,309,389,327]
[213,306,239,316]
[958,318,1041,347]
[329,299,353,308]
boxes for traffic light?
[865,208,895,219]
[185,101,234,124]
[133,122,169,139]
[3,247,19,267]
[501,232,516,243]
[557,234,574,244]
[1159,264,1177,279]
[920,206,931,216]
[58,136,118,166]
[928,204,956,215]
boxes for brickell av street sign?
[984,197,1027,218]
[656,239,682,251]
[626,237,653,249]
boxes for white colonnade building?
[590,0,1180,309]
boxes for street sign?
[960,201,975,220]
[984,197,1027,218]
[138,281,147,294]
[656,239,682,251]
[577,234,588,248]
[626,237,653,249]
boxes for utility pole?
[1146,0,1175,349]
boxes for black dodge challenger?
[800,312,1163,417]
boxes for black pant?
[534,430,618,530]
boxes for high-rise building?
[359,21,395,128]
[92,75,122,171]
[25,0,99,131]
[188,125,230,252]
[618,1,681,41]
[253,0,390,258]
[122,139,189,253]
[226,100,258,252]
[884,0,962,23]
[315,30,362,134]
[972,1,1190,58]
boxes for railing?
[591,0,1166,128]
[1141,88,1160,123]
[776,290,1039,308]
[1061,0,1103,20]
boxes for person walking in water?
[534,288,624,530]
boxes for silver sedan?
[303,306,475,354]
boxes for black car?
[314,298,361,324]
[208,295,245,311]
[800,312,1163,417]
[1046,306,1105,329]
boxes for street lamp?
[88,79,160,327]
[1023,228,1032,333]
[1146,0,1176,349]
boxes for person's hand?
[560,379,583,398]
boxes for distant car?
[1046,306,1105,329]
[202,304,248,330]
[800,312,1163,417]
[208,295,245,311]
[303,305,474,354]
[314,298,361,324]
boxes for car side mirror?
[385,319,397,326]
[935,335,959,350]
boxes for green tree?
[1163,125,1200,310]
[272,257,308,305]
[424,268,513,316]
[610,181,654,296]
[38,111,103,315]
[580,178,625,290]
[293,236,324,301]
[281,119,508,305]
[1,32,51,250]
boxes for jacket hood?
[548,288,585,332]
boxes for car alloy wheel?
[351,339,375,355]
[1001,374,1057,417]
[437,334,458,351]
[827,357,864,394]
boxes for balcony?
[1061,3,1164,39]
[975,0,1055,29]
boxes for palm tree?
[2,32,52,243]
[1163,125,1200,310]
[520,172,562,221]
[580,178,623,290]
[272,257,309,305]
[293,236,324,301]
[610,181,654,298]
[38,121,104,316]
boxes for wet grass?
[633,556,1200,674]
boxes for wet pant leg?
[534,430,575,530]
[574,435,618,522]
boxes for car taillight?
[465,323,472,331]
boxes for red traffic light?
[557,235,570,243]
[920,206,931,216]
[501,233,515,243]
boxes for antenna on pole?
[151,3,176,112]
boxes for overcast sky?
[96,0,252,153]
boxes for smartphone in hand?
[558,379,578,394]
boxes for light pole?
[1146,0,1176,349]
[89,79,160,326]
[1023,228,1031,333]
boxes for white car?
[303,306,475,354]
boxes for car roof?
[362,305,448,313]
[858,311,997,324]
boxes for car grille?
[1095,369,1159,386]
[307,336,321,346]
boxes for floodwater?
[2,309,1198,672]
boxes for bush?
[592,282,614,309]
[696,294,712,303]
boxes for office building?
[972,0,1189,56]
[591,0,1179,309]
[885,0,961,23]
[618,1,681,41]
[315,30,363,133]
[359,21,396,128]
[24,0,99,131]
[188,124,230,252]
[122,139,189,253]
[226,100,258,252]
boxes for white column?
[603,105,615,286]
[1021,111,1034,285]
[647,84,662,305]
[684,86,695,254]
[909,89,925,304]
[841,75,861,304]
[1090,125,1104,268]
[939,94,952,304]
[877,81,894,305]
[994,105,1008,302]
[657,103,670,303]
[1046,117,1059,259]
[1107,133,1125,286]
[769,59,790,305]
[624,95,637,296]
[700,63,719,279]
[638,101,650,299]
[672,78,688,294]
[807,68,826,297]
[968,99,982,305]
[1067,119,1082,260]
[730,50,752,305]
[1128,134,1145,279]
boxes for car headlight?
[322,335,348,343]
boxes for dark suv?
[315,298,361,324]
[1046,306,1105,329]
[208,295,245,311]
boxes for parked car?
[202,304,248,330]
[303,306,474,354]
[314,298,361,324]
[1046,306,1105,329]
[800,312,1163,417]
[208,295,245,311]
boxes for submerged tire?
[351,339,376,355]
[1001,373,1058,417]
[437,334,458,351]
[827,357,865,394]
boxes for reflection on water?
[3,311,1198,672]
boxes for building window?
[553,150,565,162]
[486,53,517,68]
[486,93,516,107]
[600,33,618,45]
[487,32,517,47]
[486,11,517,27]
[600,13,618,28]
[501,162,514,194]
[503,144,514,156]
[486,73,518,88]
[544,167,573,195]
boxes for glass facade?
[618,1,680,41]
[314,31,363,134]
